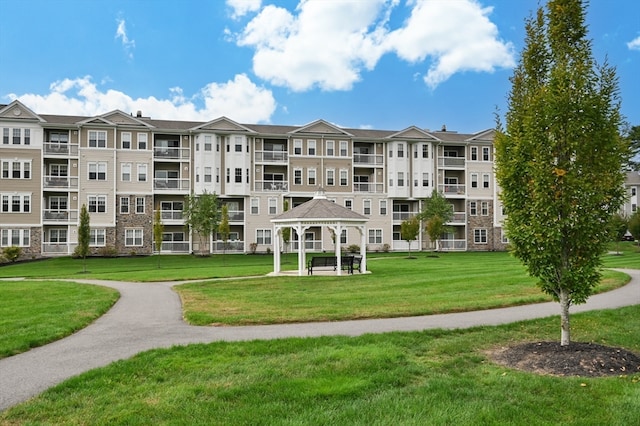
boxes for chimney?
[136,110,142,118]
[441,124,447,132]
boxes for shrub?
[98,246,118,257]
[382,243,390,252]
[3,246,22,262]
[249,242,258,254]
[347,244,360,253]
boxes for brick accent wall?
[115,195,153,255]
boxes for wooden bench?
[307,256,337,275]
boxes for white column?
[332,224,342,276]
[273,226,281,274]
[358,225,367,273]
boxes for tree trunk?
[559,288,571,346]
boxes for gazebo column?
[273,226,281,274]
[357,225,367,273]
[329,225,343,276]
[295,224,310,276]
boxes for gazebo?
[271,189,369,276]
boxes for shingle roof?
[272,193,367,222]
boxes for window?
[120,197,130,214]
[235,136,243,152]
[122,132,131,149]
[414,145,418,158]
[294,139,302,155]
[88,195,107,213]
[471,146,478,161]
[136,197,145,214]
[422,144,429,158]
[24,129,30,145]
[121,163,131,182]
[363,199,371,215]
[137,133,147,150]
[339,140,348,156]
[88,131,106,148]
[1,160,31,179]
[125,228,143,246]
[216,168,220,183]
[482,173,490,189]
[50,164,67,177]
[256,229,272,245]
[204,135,212,151]
[474,229,488,244]
[268,198,277,215]
[294,169,302,185]
[340,229,347,244]
[1,229,30,247]
[138,164,147,182]
[326,140,335,156]
[397,172,404,187]
[379,200,387,215]
[250,198,259,215]
[326,169,335,186]
[226,168,230,183]
[471,173,478,188]
[307,168,316,186]
[422,173,429,187]
[307,140,316,155]
[345,199,353,210]
[501,230,509,244]
[470,201,477,216]
[48,196,68,211]
[2,128,8,144]
[204,167,212,183]
[88,162,107,180]
[1,194,30,213]
[340,169,348,186]
[368,229,382,244]
[481,201,489,216]
[631,188,636,196]
[232,168,241,183]
[397,143,404,158]
[13,128,21,144]
[90,229,106,246]
[483,147,490,161]
[49,229,67,243]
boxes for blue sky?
[1,0,638,134]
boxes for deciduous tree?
[184,191,220,256]
[218,204,230,256]
[420,191,453,251]
[494,0,629,345]
[75,204,90,273]
[401,216,420,258]
[153,209,164,268]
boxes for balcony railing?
[353,183,384,193]
[449,212,466,224]
[44,142,78,156]
[291,240,322,251]
[255,150,288,163]
[227,210,244,222]
[392,212,419,221]
[353,153,383,165]
[160,210,184,221]
[43,209,78,222]
[153,147,190,160]
[42,242,76,254]
[43,176,79,189]
[439,239,466,251]
[438,157,465,168]
[438,184,466,195]
[154,178,190,191]
[160,242,190,253]
[213,241,245,252]
[254,181,289,192]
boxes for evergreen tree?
[76,204,90,273]
[494,0,629,345]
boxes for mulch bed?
[488,341,640,377]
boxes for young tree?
[75,204,90,273]
[218,203,230,256]
[629,210,640,246]
[184,191,220,256]
[494,0,629,346]
[420,191,453,251]
[281,200,291,253]
[400,216,420,258]
[153,209,164,268]
[609,213,628,254]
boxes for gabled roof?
[190,116,256,133]
[290,119,354,137]
[465,128,495,142]
[272,191,367,224]
[100,110,155,128]
[388,126,439,140]
[0,100,46,122]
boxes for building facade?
[1,100,513,258]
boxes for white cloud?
[115,18,135,59]
[234,0,514,91]
[386,0,515,88]
[227,0,262,19]
[628,36,640,51]
[8,75,277,123]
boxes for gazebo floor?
[267,269,370,277]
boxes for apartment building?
[1,100,509,258]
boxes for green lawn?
[0,280,119,358]
[2,306,639,425]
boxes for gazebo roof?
[271,190,367,224]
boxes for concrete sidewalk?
[1,269,639,411]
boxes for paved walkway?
[1,269,639,411]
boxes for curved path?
[1,269,639,411]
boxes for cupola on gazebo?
[270,189,369,276]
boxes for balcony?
[353,182,384,193]
[438,157,465,168]
[255,150,288,163]
[213,240,245,252]
[153,147,190,160]
[227,210,245,222]
[43,209,78,223]
[43,176,79,190]
[42,242,76,255]
[254,181,289,192]
[353,153,383,165]
[160,241,190,253]
[291,240,322,251]
[438,184,466,195]
[449,212,466,224]
[440,239,466,251]
[154,178,190,191]
[392,211,419,221]
[44,142,78,156]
